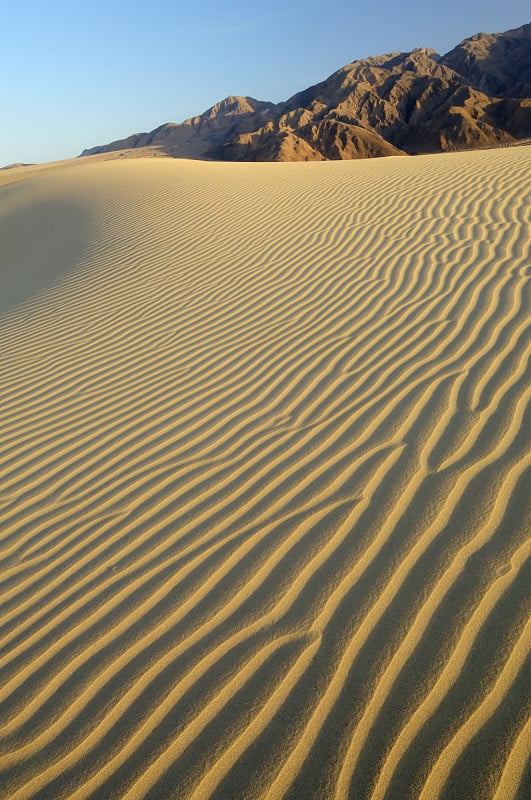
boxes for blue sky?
[1,0,529,165]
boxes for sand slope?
[0,150,529,800]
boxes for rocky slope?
[81,23,531,161]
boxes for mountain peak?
[441,21,531,97]
[207,95,266,115]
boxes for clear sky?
[1,0,529,165]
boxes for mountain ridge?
[81,22,531,161]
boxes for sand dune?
[0,149,529,800]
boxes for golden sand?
[0,149,529,799]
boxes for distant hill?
[0,162,34,170]
[81,22,531,162]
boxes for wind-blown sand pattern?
[0,149,530,800]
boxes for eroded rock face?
[81,23,531,162]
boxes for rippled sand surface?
[0,149,530,800]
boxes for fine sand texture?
[0,149,530,800]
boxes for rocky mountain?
[81,96,276,160]
[81,23,531,162]
[441,22,531,97]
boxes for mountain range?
[82,22,531,161]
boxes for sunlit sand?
[0,148,529,799]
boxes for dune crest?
[0,149,530,800]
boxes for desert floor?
[0,148,530,800]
